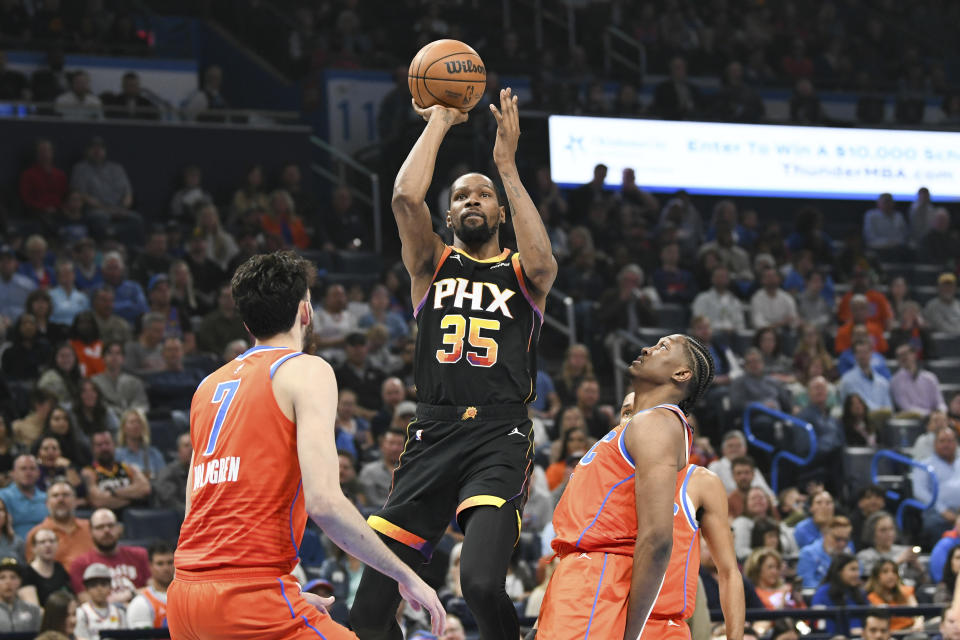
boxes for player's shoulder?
[688,465,725,503]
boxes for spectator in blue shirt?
[838,339,893,412]
[0,456,48,538]
[357,285,410,345]
[929,518,960,584]
[797,376,845,497]
[0,246,37,327]
[811,553,867,636]
[100,251,147,324]
[794,490,837,549]
[863,193,908,253]
[913,426,960,544]
[782,249,835,307]
[652,242,697,305]
[530,369,560,419]
[49,259,89,326]
[798,515,854,588]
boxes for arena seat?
[637,327,670,347]
[122,508,182,543]
[731,329,756,356]
[656,303,688,331]
[843,447,876,496]
[932,333,960,359]
[336,250,383,275]
[912,264,943,287]
[149,419,181,461]
[927,359,960,385]
[880,417,924,451]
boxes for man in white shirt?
[54,70,103,120]
[312,283,358,365]
[127,542,174,628]
[750,268,798,330]
[863,193,908,252]
[924,273,960,334]
[708,430,776,499]
[691,266,746,336]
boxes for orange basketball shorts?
[167,570,357,640]
[640,617,691,640]
[536,551,632,640]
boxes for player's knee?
[460,570,503,608]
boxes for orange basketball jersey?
[649,463,701,622]
[552,404,692,556]
[176,346,307,575]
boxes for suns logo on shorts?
[461,407,478,420]
[415,429,423,441]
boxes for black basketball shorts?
[366,403,534,560]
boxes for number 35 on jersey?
[431,277,515,368]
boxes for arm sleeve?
[126,594,154,628]
[911,466,932,506]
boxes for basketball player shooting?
[168,252,444,639]
[534,334,726,640]
[349,88,557,640]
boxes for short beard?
[454,219,499,246]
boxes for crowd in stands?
[0,1,149,54]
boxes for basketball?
[408,39,486,112]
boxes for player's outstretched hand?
[302,591,335,614]
[490,87,520,166]
[399,575,446,637]
[412,99,468,126]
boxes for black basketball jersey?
[414,246,543,407]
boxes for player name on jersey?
[193,456,241,490]
[432,278,516,318]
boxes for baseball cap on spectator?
[939,272,957,285]
[148,273,169,291]
[82,563,112,584]
[0,557,22,579]
[345,331,367,347]
[394,401,417,419]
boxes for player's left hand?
[491,87,520,166]
[302,591,336,614]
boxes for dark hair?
[39,591,75,633]
[842,393,869,431]
[753,327,782,357]
[557,427,588,462]
[336,449,356,466]
[148,540,175,561]
[942,545,960,594]
[41,407,91,467]
[69,310,100,343]
[25,289,53,320]
[856,483,885,502]
[749,517,782,552]
[865,559,907,604]
[731,455,755,471]
[679,334,715,414]
[102,340,125,356]
[865,609,891,624]
[823,552,866,605]
[231,251,314,339]
[49,343,81,393]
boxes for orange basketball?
[408,39,486,112]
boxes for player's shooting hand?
[302,591,335,614]
[399,575,446,637]
[412,100,468,127]
[490,87,520,166]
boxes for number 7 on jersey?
[203,379,240,456]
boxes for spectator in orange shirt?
[25,482,93,569]
[837,267,893,329]
[835,295,888,355]
[260,189,309,249]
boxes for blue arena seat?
[880,417,924,451]
[122,508,182,543]
[149,420,181,461]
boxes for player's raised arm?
[394,102,468,301]
[279,354,446,637]
[695,468,745,640]
[622,410,686,640]
[490,88,557,310]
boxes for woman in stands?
[811,553,868,636]
[36,343,81,410]
[230,163,269,223]
[0,498,24,564]
[842,393,876,447]
[1,314,52,381]
[935,546,960,605]
[744,548,800,610]
[754,327,794,383]
[544,427,589,491]
[40,406,91,468]
[554,344,595,406]
[72,380,118,440]
[33,437,84,503]
[194,201,239,271]
[857,511,924,582]
[791,323,836,382]
[25,289,66,345]
[169,259,205,317]
[865,559,922,632]
[114,409,165,480]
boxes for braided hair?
[678,335,716,415]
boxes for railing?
[742,402,817,494]
[544,289,577,347]
[609,329,642,402]
[871,449,939,531]
[603,26,646,80]
[309,135,383,254]
[510,0,577,49]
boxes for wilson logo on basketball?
[443,60,485,75]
